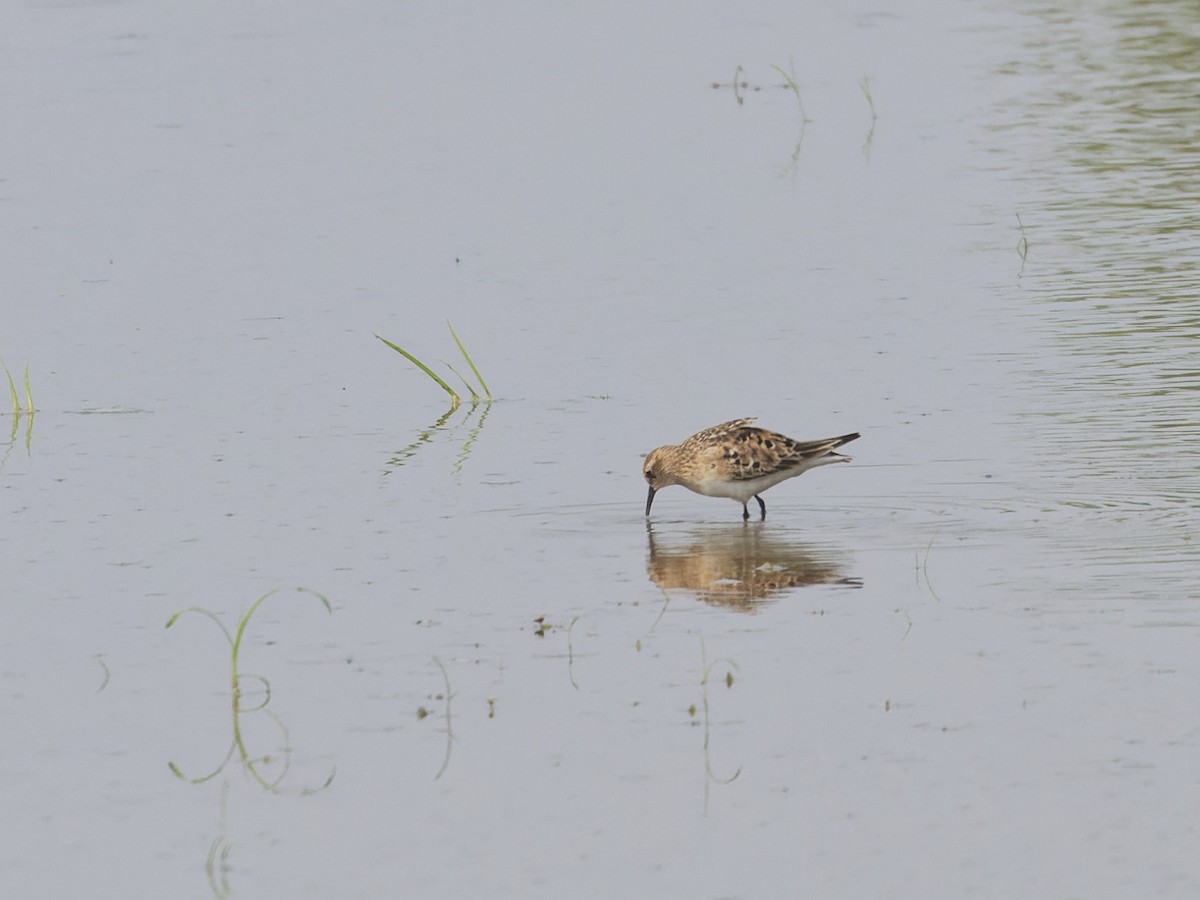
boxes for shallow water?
[3,1,1199,897]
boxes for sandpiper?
[643,418,859,520]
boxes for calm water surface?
[2,1,1198,898]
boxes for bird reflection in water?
[646,523,861,612]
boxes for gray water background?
[3,1,1198,897]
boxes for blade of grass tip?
[447,322,491,399]
[375,334,461,408]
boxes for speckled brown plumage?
[643,418,859,520]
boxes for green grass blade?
[769,63,797,94]
[164,607,235,645]
[3,364,17,414]
[859,76,877,119]
[376,334,461,408]
[443,363,481,402]
[447,322,491,399]
[770,58,809,121]
[23,365,32,413]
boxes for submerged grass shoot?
[164,587,334,791]
[770,57,809,121]
[699,636,742,812]
[432,656,454,780]
[1016,212,1030,263]
[859,76,878,120]
[447,321,491,400]
[918,532,942,604]
[4,369,15,415]
[443,363,481,403]
[2,360,33,415]
[377,322,492,410]
[376,334,462,408]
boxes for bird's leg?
[741,502,750,521]
[754,495,766,520]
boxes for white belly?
[686,456,845,503]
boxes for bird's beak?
[645,485,656,517]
